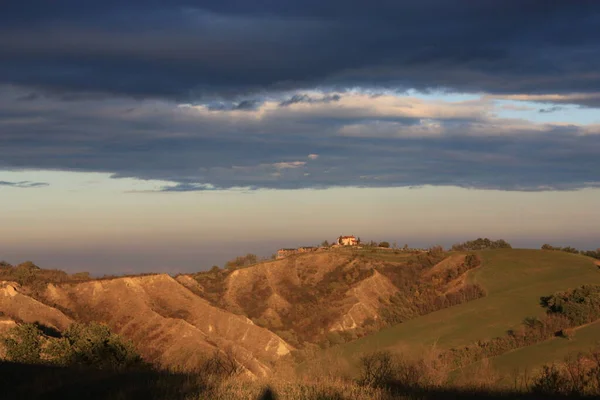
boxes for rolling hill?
[336,249,600,369]
[1,247,599,381]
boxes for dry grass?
[204,376,392,400]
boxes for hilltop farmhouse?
[337,235,358,246]
[276,235,360,259]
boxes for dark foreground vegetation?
[357,346,600,399]
[3,315,600,399]
[3,350,600,400]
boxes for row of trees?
[541,244,600,260]
[451,238,512,251]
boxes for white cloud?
[272,161,306,169]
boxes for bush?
[559,328,575,340]
[378,242,390,248]
[531,364,572,396]
[201,348,244,378]
[541,284,600,326]
[225,253,258,270]
[531,350,600,396]
[60,322,145,370]
[1,322,145,371]
[358,351,396,387]
[1,323,42,364]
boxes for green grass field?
[338,249,600,360]
[487,320,600,376]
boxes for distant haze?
[1,171,599,275]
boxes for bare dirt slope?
[40,274,291,375]
[0,281,72,331]
[190,250,430,344]
[329,270,398,332]
[0,275,291,376]
[223,252,388,340]
[423,254,467,278]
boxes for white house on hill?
[337,235,358,246]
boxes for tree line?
[451,238,512,251]
[541,244,600,260]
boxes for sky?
[1,1,600,274]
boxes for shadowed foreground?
[1,361,598,400]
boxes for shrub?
[531,364,572,396]
[225,253,258,270]
[531,350,600,396]
[358,351,395,387]
[541,284,600,325]
[378,242,390,248]
[60,322,145,370]
[559,328,575,340]
[201,348,244,378]
[1,322,145,371]
[1,323,42,364]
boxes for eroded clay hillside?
[0,275,291,376]
[185,249,481,346]
[0,249,481,375]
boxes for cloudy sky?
[1,1,600,274]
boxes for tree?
[225,253,259,270]
[1,322,145,371]
[210,265,220,273]
[358,351,396,387]
[321,240,330,247]
[452,238,512,251]
[1,323,42,364]
[428,245,445,257]
[58,322,145,370]
[378,241,390,248]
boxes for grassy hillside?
[338,249,600,359]
[486,320,600,377]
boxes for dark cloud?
[1,1,600,102]
[539,106,564,113]
[1,88,599,192]
[206,99,262,111]
[0,180,48,188]
[2,2,599,192]
[279,94,341,107]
